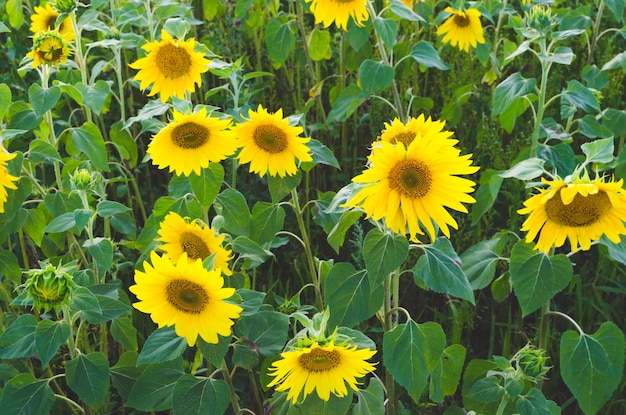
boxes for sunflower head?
[305,0,369,30]
[524,5,557,37]
[27,30,71,68]
[129,30,210,102]
[0,150,19,214]
[233,104,312,178]
[30,3,75,40]
[378,115,455,150]
[22,262,76,313]
[518,173,626,253]
[436,7,486,52]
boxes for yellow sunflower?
[378,115,457,152]
[233,105,312,178]
[267,341,377,404]
[518,175,626,253]
[147,108,238,176]
[129,251,242,346]
[26,30,71,68]
[305,0,369,31]
[344,130,478,242]
[30,3,75,40]
[156,211,233,276]
[0,151,19,214]
[129,30,210,103]
[437,7,486,52]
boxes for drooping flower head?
[378,115,458,153]
[22,261,76,313]
[518,173,626,253]
[30,3,75,40]
[233,104,312,178]
[157,211,233,276]
[305,0,368,31]
[129,252,242,346]
[26,30,71,68]
[437,7,486,52]
[344,119,479,242]
[0,150,18,213]
[147,108,238,176]
[129,30,210,103]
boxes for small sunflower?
[378,115,457,152]
[157,211,233,276]
[0,150,19,214]
[26,30,71,68]
[267,341,377,404]
[518,175,626,253]
[129,251,242,346]
[30,3,75,40]
[233,105,312,178]
[344,127,478,242]
[437,7,486,52]
[147,108,238,176]
[129,30,210,103]
[305,0,369,31]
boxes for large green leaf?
[581,137,614,164]
[516,388,551,415]
[308,29,332,61]
[43,212,76,233]
[231,236,273,269]
[409,41,450,70]
[471,170,503,225]
[66,352,110,410]
[110,351,144,401]
[561,80,600,113]
[363,229,409,285]
[197,335,232,368]
[0,83,11,120]
[126,358,184,411]
[67,121,110,171]
[188,163,224,209]
[327,84,365,122]
[110,316,138,351]
[216,189,250,236]
[352,377,385,415]
[509,241,573,316]
[560,322,625,415]
[465,376,504,403]
[84,237,114,277]
[605,0,624,22]
[324,262,382,329]
[75,80,112,115]
[28,84,61,117]
[234,311,289,356]
[0,373,55,415]
[358,59,394,97]
[373,17,397,51]
[412,238,475,304]
[0,314,37,359]
[268,171,302,203]
[461,236,503,290]
[35,320,70,367]
[297,390,353,414]
[265,16,295,67]
[383,321,446,402]
[250,202,286,246]
[172,376,230,415]
[0,251,21,284]
[80,294,130,324]
[492,72,536,117]
[137,326,188,365]
[327,210,363,254]
[429,344,466,403]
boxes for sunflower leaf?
[65,352,110,410]
[126,358,184,411]
[363,229,409,285]
[0,373,55,415]
[172,375,230,415]
[35,320,70,367]
[352,377,385,415]
[137,326,188,365]
[429,344,467,403]
[492,72,536,117]
[358,60,394,97]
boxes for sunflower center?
[453,14,471,28]
[299,348,341,372]
[38,39,65,63]
[252,124,289,154]
[155,44,192,79]
[166,278,209,314]
[171,122,209,149]
[180,231,211,260]
[389,159,432,198]
[391,132,417,148]
[545,190,612,227]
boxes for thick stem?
[530,42,551,158]
[383,276,396,415]
[221,360,242,414]
[538,302,550,352]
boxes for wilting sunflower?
[344,131,478,242]
[378,115,457,152]
[26,30,71,68]
[305,0,368,31]
[30,3,75,40]
[147,108,238,176]
[129,30,209,103]
[0,151,18,214]
[157,211,233,276]
[267,341,376,404]
[518,175,626,253]
[233,105,312,178]
[129,251,242,346]
[437,7,486,52]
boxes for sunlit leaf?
[358,59,394,96]
[172,375,230,415]
[137,326,187,365]
[461,236,503,290]
[363,229,409,285]
[189,163,224,209]
[234,311,289,356]
[492,72,536,117]
[409,41,450,70]
[28,84,61,117]
[126,358,184,411]
[66,352,110,410]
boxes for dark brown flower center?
[180,231,211,260]
[545,189,611,227]
[253,124,288,154]
[171,122,209,149]
[299,348,341,372]
[453,14,471,28]
[45,16,57,31]
[155,43,192,79]
[390,132,417,149]
[388,159,432,198]
[166,278,209,314]
[38,38,65,63]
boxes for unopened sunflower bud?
[26,30,71,68]
[70,168,94,190]
[51,0,77,14]
[23,263,76,313]
[515,344,551,382]
[523,5,557,37]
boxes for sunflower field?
[1,0,626,413]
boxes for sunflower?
[344,129,478,242]
[156,211,233,276]
[26,30,71,68]
[147,108,238,176]
[305,0,368,31]
[437,7,486,52]
[378,115,457,152]
[30,3,75,40]
[518,175,626,253]
[233,105,312,178]
[0,151,18,214]
[129,30,210,103]
[267,341,377,404]
[129,251,242,346]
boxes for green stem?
[70,11,92,123]
[530,41,551,158]
[545,310,585,335]
[383,276,396,415]
[54,394,85,415]
[294,0,317,85]
[587,0,605,65]
[495,394,509,415]
[221,360,242,414]
[538,301,550,352]
[18,228,30,270]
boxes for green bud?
[523,5,557,38]
[23,262,76,313]
[514,344,551,383]
[51,0,77,14]
[70,168,95,190]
